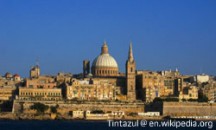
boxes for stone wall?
[163,102,216,116]
[13,100,144,116]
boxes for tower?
[126,43,136,101]
[30,65,40,79]
[83,60,90,78]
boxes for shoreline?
[1,113,216,121]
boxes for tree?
[30,103,49,114]
[153,97,163,103]
[91,110,104,114]
[188,99,197,102]
[50,106,58,113]
[198,93,208,102]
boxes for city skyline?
[0,0,216,77]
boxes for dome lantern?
[101,41,109,54]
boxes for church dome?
[91,42,119,77]
[92,54,118,68]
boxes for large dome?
[91,42,119,77]
[92,54,118,68]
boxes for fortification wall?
[13,100,144,116]
[163,102,216,116]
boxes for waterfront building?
[72,110,84,118]
[202,81,216,101]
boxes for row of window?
[19,97,61,101]
[95,70,117,75]
[20,92,61,96]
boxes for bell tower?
[126,43,136,101]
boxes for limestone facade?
[0,86,16,101]
[66,79,116,100]
[26,76,56,89]
[19,88,62,101]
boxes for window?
[131,67,133,72]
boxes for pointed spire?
[101,41,109,54]
[128,42,134,62]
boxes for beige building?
[202,81,216,101]
[195,74,210,83]
[19,88,62,101]
[30,65,40,79]
[72,110,84,118]
[0,74,22,101]
[56,72,72,84]
[179,86,198,100]
[0,86,16,101]
[136,69,182,102]
[136,71,164,102]
[13,74,21,82]
[26,76,57,89]
[66,79,116,100]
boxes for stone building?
[56,72,72,84]
[136,71,164,102]
[202,81,216,101]
[17,66,61,101]
[19,88,62,101]
[179,86,198,100]
[30,65,40,79]
[66,79,116,100]
[136,69,183,102]
[13,74,21,82]
[91,42,119,77]
[195,74,210,83]
[0,74,22,101]
[0,85,16,101]
[26,76,56,89]
[4,72,13,80]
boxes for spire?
[128,42,134,62]
[101,41,109,54]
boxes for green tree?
[50,106,57,113]
[91,110,104,114]
[30,103,49,114]
[198,93,208,102]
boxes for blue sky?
[0,0,216,77]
